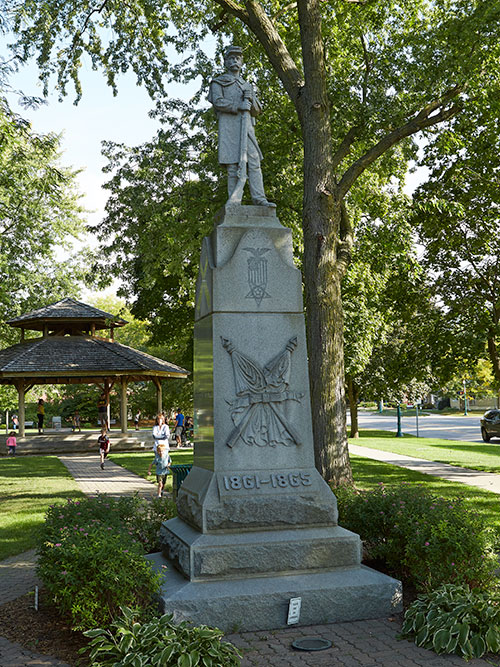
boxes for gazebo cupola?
[9,297,127,341]
[1,298,188,437]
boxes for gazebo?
[0,298,189,436]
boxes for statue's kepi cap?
[224,45,243,59]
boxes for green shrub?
[39,494,176,554]
[37,495,176,630]
[83,606,241,666]
[335,483,498,591]
[401,583,500,660]
[127,496,177,553]
[37,523,162,630]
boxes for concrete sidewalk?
[1,451,500,666]
[349,443,500,494]
[58,453,156,498]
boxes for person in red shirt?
[97,428,110,470]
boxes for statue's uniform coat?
[208,73,263,165]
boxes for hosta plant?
[401,583,500,660]
[82,606,241,666]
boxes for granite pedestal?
[159,204,401,631]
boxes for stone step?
[0,431,152,455]
[147,552,402,633]
[161,518,362,581]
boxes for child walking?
[97,427,110,470]
[148,442,171,498]
[6,431,16,455]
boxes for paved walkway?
[228,619,497,666]
[349,444,500,494]
[2,451,500,666]
[0,550,41,606]
[58,454,155,498]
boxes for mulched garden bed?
[0,563,413,667]
[0,588,90,666]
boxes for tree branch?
[212,0,249,24]
[336,200,353,278]
[360,34,371,106]
[331,125,361,169]
[244,0,305,104]
[211,0,304,105]
[337,86,463,198]
[80,0,110,36]
[273,2,297,20]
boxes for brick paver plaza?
[1,450,499,666]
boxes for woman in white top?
[152,413,170,454]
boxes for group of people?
[96,409,193,499]
[5,397,46,453]
[9,399,45,434]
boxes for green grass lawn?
[0,456,84,560]
[349,429,500,473]
[349,454,500,532]
[3,435,497,561]
[111,447,500,533]
[111,449,194,494]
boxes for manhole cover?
[291,638,332,652]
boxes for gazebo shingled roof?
[0,337,187,382]
[2,298,189,436]
[7,297,127,332]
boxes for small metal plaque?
[287,597,301,625]
[292,638,332,652]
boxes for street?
[348,412,487,442]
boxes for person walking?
[12,414,18,431]
[6,431,16,455]
[152,413,170,454]
[174,409,185,448]
[133,411,141,430]
[148,441,171,498]
[97,427,110,470]
[72,410,81,432]
[37,399,45,434]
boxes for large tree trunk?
[297,0,353,487]
[346,375,360,439]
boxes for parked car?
[480,410,500,441]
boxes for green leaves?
[81,606,241,666]
[336,482,499,593]
[0,96,86,348]
[401,584,500,660]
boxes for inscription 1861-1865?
[222,471,312,490]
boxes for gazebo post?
[120,377,128,434]
[104,378,111,431]
[16,379,25,437]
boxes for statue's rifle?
[228,93,251,205]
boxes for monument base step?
[160,517,361,580]
[147,552,402,633]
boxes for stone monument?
[156,48,401,632]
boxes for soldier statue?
[208,45,275,207]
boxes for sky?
[7,63,187,230]
[4,53,202,298]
